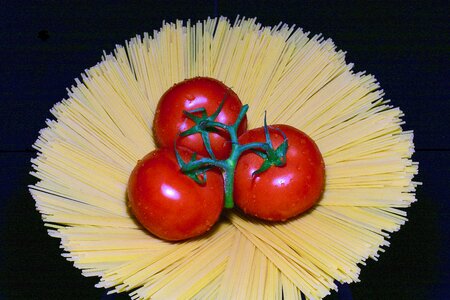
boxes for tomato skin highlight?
[153,77,247,159]
[127,148,224,241]
[234,125,325,221]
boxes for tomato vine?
[175,100,288,208]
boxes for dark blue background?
[1,1,448,299]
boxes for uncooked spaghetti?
[29,16,418,299]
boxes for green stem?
[176,102,287,209]
[222,161,236,208]
[181,157,226,172]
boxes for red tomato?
[234,125,325,221]
[127,147,224,241]
[153,77,247,159]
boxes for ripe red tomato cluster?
[128,77,325,241]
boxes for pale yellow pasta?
[29,16,418,299]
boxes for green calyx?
[178,94,227,159]
[175,98,288,208]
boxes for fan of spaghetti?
[29,17,418,299]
